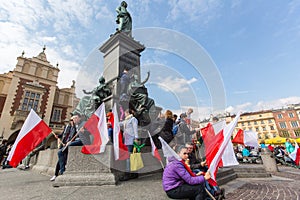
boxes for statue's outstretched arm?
[140,71,150,85]
[83,89,92,95]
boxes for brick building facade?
[0,47,78,142]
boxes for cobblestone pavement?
[0,165,300,200]
[225,166,300,200]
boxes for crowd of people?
[2,105,300,199]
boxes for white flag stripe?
[244,130,259,148]
[158,136,181,160]
[208,112,241,180]
[8,109,41,161]
[289,142,299,161]
[98,103,109,153]
[222,139,239,166]
[113,103,120,160]
[213,120,238,167]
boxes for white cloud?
[225,96,300,115]
[167,0,222,23]
[157,76,197,93]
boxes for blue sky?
[1,0,300,120]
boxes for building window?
[256,127,259,132]
[261,120,265,124]
[279,122,287,129]
[294,130,300,137]
[241,122,244,126]
[254,121,257,125]
[51,108,62,122]
[258,134,262,139]
[281,130,290,137]
[268,119,272,123]
[262,127,266,131]
[259,114,262,117]
[21,91,40,111]
[270,125,275,130]
[248,122,251,126]
[288,113,294,118]
[278,114,283,119]
[291,121,299,128]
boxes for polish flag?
[201,120,239,169]
[232,129,259,148]
[7,109,51,167]
[289,142,300,165]
[112,103,129,160]
[158,136,181,161]
[148,131,161,161]
[81,103,109,154]
[202,112,241,181]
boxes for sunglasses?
[183,153,189,155]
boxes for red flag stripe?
[232,129,244,145]
[81,103,109,154]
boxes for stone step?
[216,168,237,185]
[231,164,272,178]
[236,173,271,178]
[217,173,238,186]
[217,168,235,177]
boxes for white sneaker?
[50,176,56,181]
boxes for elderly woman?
[162,145,211,200]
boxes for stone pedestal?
[53,146,117,187]
[32,149,58,175]
[99,33,145,108]
[260,148,278,172]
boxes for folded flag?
[7,109,51,167]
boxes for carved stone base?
[53,146,117,187]
[32,148,58,175]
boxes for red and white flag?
[158,136,181,160]
[81,103,109,154]
[202,112,241,181]
[201,120,239,169]
[148,131,161,161]
[232,129,259,148]
[289,142,300,166]
[7,109,51,167]
[113,103,129,160]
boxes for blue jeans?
[126,145,133,172]
[56,147,68,176]
[69,139,83,146]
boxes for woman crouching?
[162,145,211,200]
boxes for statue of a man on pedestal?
[116,1,132,36]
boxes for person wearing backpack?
[175,113,197,146]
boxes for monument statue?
[119,71,155,126]
[115,1,132,36]
[72,76,113,119]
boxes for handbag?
[130,147,144,171]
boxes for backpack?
[172,124,179,135]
